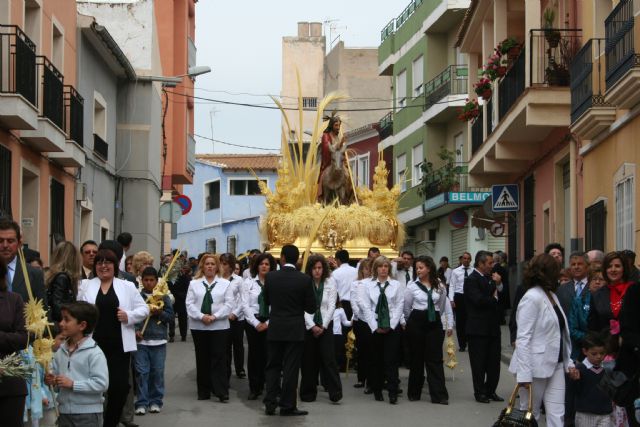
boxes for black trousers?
[226,319,246,377]
[191,329,230,399]
[0,394,26,427]
[354,320,372,385]
[99,345,130,427]
[406,310,448,402]
[300,324,342,400]
[334,334,346,372]
[264,340,304,411]
[467,334,501,397]
[244,322,267,395]
[170,302,188,339]
[453,293,467,350]
[341,301,353,321]
[370,328,400,398]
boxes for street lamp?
[137,65,212,87]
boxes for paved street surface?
[133,327,539,427]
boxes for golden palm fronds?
[32,338,55,370]
[345,329,356,377]
[24,299,52,337]
[445,337,458,370]
[140,248,181,334]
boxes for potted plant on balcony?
[484,50,507,81]
[543,8,561,48]
[436,146,462,193]
[457,98,480,122]
[498,37,522,63]
[474,77,493,100]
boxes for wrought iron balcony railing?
[570,38,607,123]
[0,25,37,105]
[498,49,526,120]
[471,108,484,156]
[36,56,64,130]
[420,162,469,200]
[64,85,83,146]
[423,65,468,110]
[529,28,582,86]
[605,0,638,89]
[378,112,393,139]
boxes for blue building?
[173,154,279,257]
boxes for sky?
[192,0,398,154]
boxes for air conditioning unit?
[421,228,437,243]
[75,183,87,202]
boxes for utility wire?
[193,133,281,152]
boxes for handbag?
[493,383,538,427]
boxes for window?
[229,179,265,196]
[454,133,464,162]
[205,181,220,210]
[412,55,424,97]
[303,97,317,108]
[396,153,407,191]
[50,178,65,252]
[100,227,108,242]
[585,200,606,251]
[52,21,63,71]
[396,70,407,108]
[357,155,369,187]
[24,0,41,49]
[93,92,107,143]
[227,235,237,255]
[411,144,423,187]
[616,177,634,250]
[206,238,216,253]
[0,144,11,218]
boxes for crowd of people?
[1,214,640,426]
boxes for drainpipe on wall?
[569,137,578,251]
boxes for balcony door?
[21,166,39,251]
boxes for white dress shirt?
[443,267,452,285]
[574,278,587,296]
[350,278,368,321]
[404,281,454,330]
[304,277,337,330]
[241,276,269,328]
[394,265,414,290]
[332,308,352,335]
[358,278,404,332]
[186,276,234,331]
[226,273,245,320]
[332,263,357,302]
[6,256,16,290]
[448,265,472,300]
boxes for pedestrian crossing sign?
[491,184,519,212]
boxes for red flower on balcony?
[474,77,492,100]
[457,98,480,122]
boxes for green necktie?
[415,282,437,322]
[375,281,391,329]
[313,281,324,327]
[201,281,216,315]
[256,280,269,321]
[405,270,411,283]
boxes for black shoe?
[389,395,398,405]
[168,336,175,343]
[489,393,504,402]
[248,392,261,400]
[329,392,343,403]
[280,408,308,416]
[364,387,373,395]
[181,336,187,342]
[300,396,316,402]
[374,393,384,401]
[218,395,229,403]
[236,372,246,379]
[265,405,276,415]
[197,394,210,400]
[397,388,403,395]
[353,382,365,388]
[408,395,420,401]
[475,394,490,403]
[432,399,449,405]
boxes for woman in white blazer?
[219,253,246,380]
[509,253,575,427]
[78,249,149,427]
[241,253,277,400]
[359,256,404,404]
[186,253,234,402]
[299,254,343,403]
[352,258,374,390]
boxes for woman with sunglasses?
[78,249,149,427]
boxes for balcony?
[20,56,66,152]
[49,86,85,167]
[570,38,616,139]
[422,64,468,123]
[93,133,108,161]
[378,112,393,139]
[420,162,469,200]
[471,107,483,155]
[498,49,525,120]
[0,25,38,130]
[187,134,196,174]
[604,0,640,108]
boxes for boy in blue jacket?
[134,267,174,415]
[45,301,108,427]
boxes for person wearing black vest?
[262,245,316,416]
[464,250,504,403]
[404,255,454,404]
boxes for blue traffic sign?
[491,184,519,212]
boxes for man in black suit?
[263,244,316,416]
[464,250,503,404]
[79,240,98,280]
[0,218,46,306]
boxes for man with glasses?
[80,240,98,280]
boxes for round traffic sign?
[448,209,468,229]
[490,221,505,237]
[173,194,192,215]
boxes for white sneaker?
[135,407,146,416]
[149,404,161,414]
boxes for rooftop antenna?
[209,107,218,153]
[323,18,346,52]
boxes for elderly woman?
[78,249,149,427]
[132,251,154,285]
[186,254,234,402]
[359,256,404,404]
[509,253,574,427]
[0,258,28,426]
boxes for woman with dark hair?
[0,257,28,426]
[404,255,453,404]
[78,249,149,427]
[46,241,81,325]
[300,255,342,402]
[241,253,276,400]
[219,253,246,379]
[299,254,342,403]
[508,253,574,427]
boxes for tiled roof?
[196,154,280,170]
[455,0,479,48]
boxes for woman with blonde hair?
[352,257,373,390]
[132,251,154,282]
[46,241,81,323]
[186,253,234,402]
